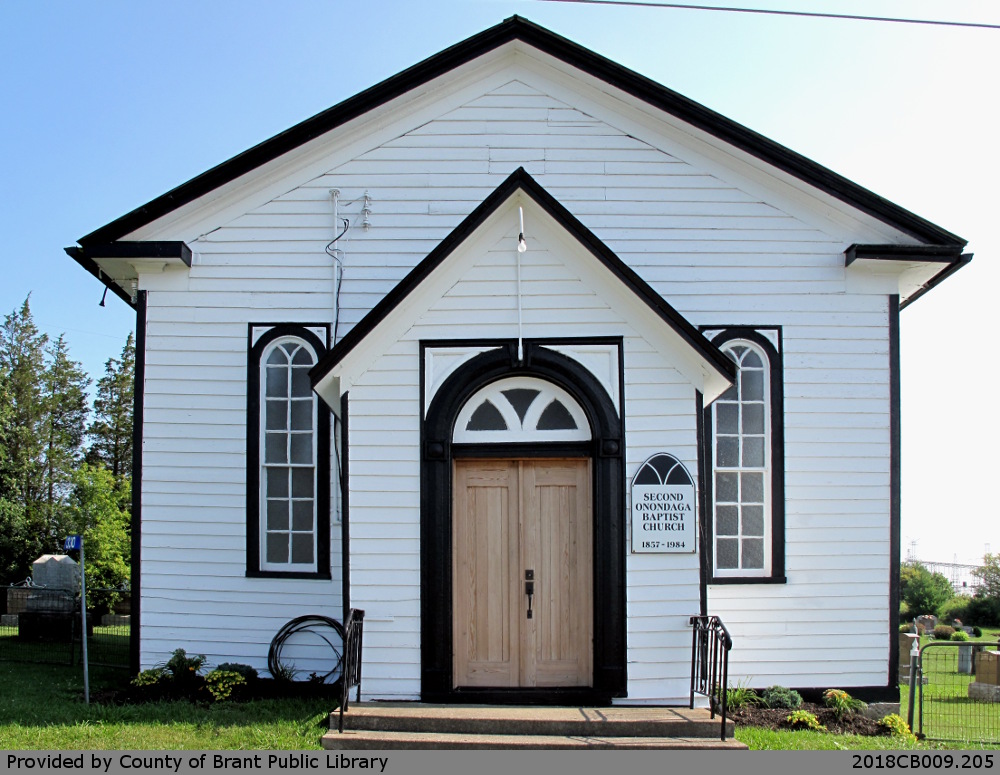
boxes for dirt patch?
[730,702,888,736]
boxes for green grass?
[0,661,330,749]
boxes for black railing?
[690,615,733,741]
[337,608,365,733]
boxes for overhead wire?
[539,0,1000,30]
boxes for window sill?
[246,570,332,580]
[709,575,787,585]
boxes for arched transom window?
[453,377,591,443]
[260,337,319,571]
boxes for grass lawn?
[0,661,330,750]
[3,632,1000,750]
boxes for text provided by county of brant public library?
[6,754,389,773]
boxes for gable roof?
[76,15,965,251]
[310,167,737,405]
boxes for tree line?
[900,556,1000,627]
[0,297,133,590]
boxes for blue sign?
[64,535,82,551]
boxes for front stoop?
[322,704,746,750]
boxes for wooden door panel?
[522,460,592,687]
[453,460,519,687]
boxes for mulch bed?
[730,702,888,736]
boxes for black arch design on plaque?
[634,453,693,487]
[420,341,626,704]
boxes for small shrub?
[951,630,970,642]
[165,648,207,678]
[131,668,167,688]
[786,710,826,731]
[932,625,956,640]
[216,662,259,682]
[761,685,802,710]
[880,713,917,743]
[823,688,867,719]
[204,670,246,702]
[725,679,761,710]
[973,625,983,638]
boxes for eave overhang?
[65,241,193,308]
[310,167,737,411]
[845,244,973,308]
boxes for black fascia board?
[844,243,973,309]
[900,253,973,309]
[77,16,966,249]
[310,167,736,386]
[65,241,191,309]
[845,243,966,265]
[73,240,193,265]
[64,246,136,308]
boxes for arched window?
[705,328,784,581]
[261,338,318,570]
[247,325,330,578]
[453,377,591,443]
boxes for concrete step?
[326,704,737,745]
[323,729,747,750]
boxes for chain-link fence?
[918,640,1000,743]
[0,585,131,669]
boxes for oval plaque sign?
[631,453,696,554]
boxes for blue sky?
[1,0,995,565]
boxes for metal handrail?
[337,608,365,733]
[689,615,733,741]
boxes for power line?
[539,0,1000,30]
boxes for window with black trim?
[247,325,331,579]
[704,328,785,582]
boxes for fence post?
[906,638,919,731]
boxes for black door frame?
[420,339,626,704]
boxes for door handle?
[525,570,534,619]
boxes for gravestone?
[31,555,80,592]
[18,555,79,641]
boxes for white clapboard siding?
[136,72,899,696]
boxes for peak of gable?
[75,15,964,251]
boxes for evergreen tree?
[0,297,48,580]
[87,332,134,480]
[0,372,30,583]
[42,334,91,544]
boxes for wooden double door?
[452,458,593,689]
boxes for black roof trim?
[845,243,965,265]
[64,246,136,309]
[72,240,193,265]
[845,243,973,309]
[78,16,965,248]
[310,167,736,386]
[64,241,192,309]
[900,253,972,309]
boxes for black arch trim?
[77,17,964,250]
[247,324,331,579]
[420,341,626,703]
[701,327,786,584]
